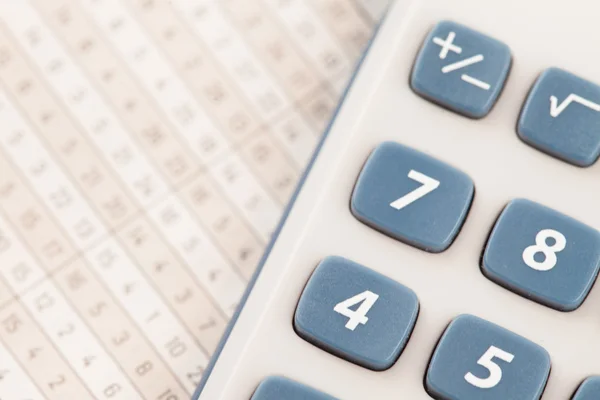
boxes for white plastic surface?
[199,0,600,398]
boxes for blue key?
[482,199,600,311]
[351,142,473,253]
[294,256,419,371]
[251,376,337,400]
[572,377,600,400]
[411,21,511,118]
[518,68,600,167]
[426,314,550,400]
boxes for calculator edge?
[191,2,403,398]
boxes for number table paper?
[0,0,381,399]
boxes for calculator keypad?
[266,17,600,400]
[251,376,337,400]
[482,199,600,311]
[351,142,474,253]
[572,377,600,400]
[294,256,419,371]
[518,68,600,167]
[426,314,550,400]
[411,21,511,118]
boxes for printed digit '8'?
[522,229,566,271]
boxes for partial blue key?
[351,142,473,253]
[518,68,600,167]
[411,21,511,118]
[482,199,600,311]
[426,314,550,400]
[294,256,418,371]
[251,376,337,400]
[572,377,600,400]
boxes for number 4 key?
[294,256,419,370]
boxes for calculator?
[194,0,600,399]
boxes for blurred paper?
[0,0,384,398]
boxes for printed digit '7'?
[389,170,440,210]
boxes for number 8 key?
[482,199,600,311]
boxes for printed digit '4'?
[333,290,379,331]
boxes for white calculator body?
[195,0,600,398]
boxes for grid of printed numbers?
[0,0,376,399]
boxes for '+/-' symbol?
[433,31,490,91]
